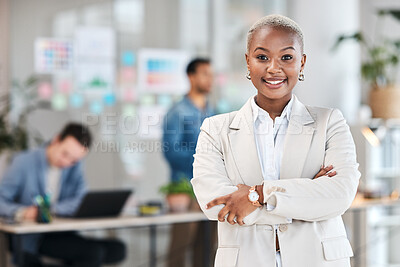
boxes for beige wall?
[0,0,9,94]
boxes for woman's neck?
[255,93,292,121]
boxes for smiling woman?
[191,14,360,267]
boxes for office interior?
[1,0,400,266]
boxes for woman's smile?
[262,77,288,89]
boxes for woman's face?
[246,26,306,102]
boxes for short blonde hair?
[246,14,304,54]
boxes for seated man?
[0,123,126,267]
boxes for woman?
[191,14,360,267]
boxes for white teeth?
[266,80,285,85]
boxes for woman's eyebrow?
[253,46,296,53]
[254,47,269,53]
[281,46,296,52]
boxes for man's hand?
[23,206,38,221]
[314,165,336,179]
[206,184,257,226]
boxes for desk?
[0,212,208,267]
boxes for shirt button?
[279,224,288,232]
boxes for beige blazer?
[192,95,360,267]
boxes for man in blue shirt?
[163,58,214,182]
[0,123,125,267]
[163,58,216,267]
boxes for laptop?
[73,189,132,218]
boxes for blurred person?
[0,123,126,267]
[162,58,217,267]
[192,15,360,267]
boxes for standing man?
[162,58,216,267]
[0,123,126,267]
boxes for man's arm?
[0,155,29,218]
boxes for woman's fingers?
[226,211,236,225]
[314,165,335,179]
[313,166,327,179]
[327,171,337,177]
[206,195,227,209]
[236,215,245,226]
[218,206,230,222]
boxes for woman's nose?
[267,59,281,73]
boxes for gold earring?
[246,70,251,80]
[298,70,305,81]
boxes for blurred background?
[1,0,400,266]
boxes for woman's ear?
[300,53,307,71]
[245,53,250,70]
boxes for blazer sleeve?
[0,155,28,218]
[262,109,360,222]
[192,117,289,226]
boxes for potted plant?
[334,10,400,119]
[0,75,46,175]
[160,178,195,213]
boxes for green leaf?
[159,178,195,198]
[389,10,400,21]
[332,32,365,51]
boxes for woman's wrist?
[256,185,264,205]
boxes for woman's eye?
[257,55,268,60]
[282,55,293,60]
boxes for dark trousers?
[22,232,126,267]
[168,201,217,267]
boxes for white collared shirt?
[251,95,293,183]
[47,166,61,204]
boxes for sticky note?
[122,104,136,117]
[104,93,116,106]
[140,95,155,105]
[121,67,136,82]
[59,80,72,93]
[122,51,135,66]
[158,95,173,107]
[52,94,67,110]
[38,82,52,100]
[90,101,103,114]
[123,89,136,102]
[70,93,84,108]
[217,99,231,113]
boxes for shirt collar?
[183,94,212,114]
[251,95,294,123]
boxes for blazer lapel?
[280,95,316,179]
[228,98,264,186]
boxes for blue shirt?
[162,95,214,182]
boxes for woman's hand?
[314,165,336,179]
[206,184,257,226]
